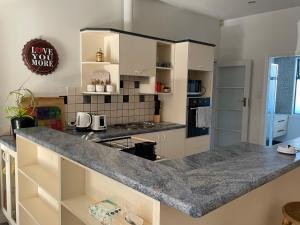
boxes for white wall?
[0,0,221,134]
[219,6,300,145]
[132,0,220,55]
[0,0,123,133]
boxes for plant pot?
[96,85,105,92]
[11,117,36,138]
[106,84,115,93]
[87,84,96,92]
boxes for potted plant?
[5,88,37,137]
[95,79,105,93]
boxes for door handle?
[241,98,247,107]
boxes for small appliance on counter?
[91,115,107,131]
[75,112,92,131]
[74,113,107,132]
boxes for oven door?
[187,107,209,138]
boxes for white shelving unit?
[17,136,160,225]
[80,31,120,95]
[155,42,174,94]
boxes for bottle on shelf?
[96,48,104,62]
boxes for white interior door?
[213,60,252,148]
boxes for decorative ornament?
[22,39,59,75]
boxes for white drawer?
[273,128,287,138]
[274,114,288,123]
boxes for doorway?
[212,60,252,148]
[265,55,300,146]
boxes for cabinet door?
[184,135,210,156]
[188,43,214,71]
[162,129,185,159]
[119,34,156,77]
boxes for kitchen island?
[3,127,300,225]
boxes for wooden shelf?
[62,195,151,225]
[82,61,112,65]
[156,92,172,95]
[156,67,172,70]
[216,86,244,89]
[19,197,59,225]
[82,92,119,95]
[19,164,59,200]
[62,195,99,225]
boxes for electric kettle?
[75,112,92,131]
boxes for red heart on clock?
[35,47,44,54]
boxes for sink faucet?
[81,132,102,143]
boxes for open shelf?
[81,32,119,63]
[156,69,173,94]
[61,205,85,225]
[18,171,59,225]
[19,197,59,225]
[82,61,114,65]
[17,138,60,201]
[188,70,213,97]
[19,164,59,200]
[156,67,172,70]
[61,158,158,225]
[82,91,119,95]
[81,63,120,94]
[19,206,39,225]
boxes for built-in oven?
[187,97,211,138]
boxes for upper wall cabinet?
[188,43,214,71]
[119,34,156,77]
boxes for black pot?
[11,117,36,138]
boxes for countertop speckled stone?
[14,127,300,218]
[0,135,16,151]
[64,122,186,140]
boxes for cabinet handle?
[197,65,204,68]
[277,129,285,132]
[278,120,285,123]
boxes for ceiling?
[159,0,300,20]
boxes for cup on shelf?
[87,84,96,92]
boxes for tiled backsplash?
[65,76,155,125]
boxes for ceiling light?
[248,0,256,4]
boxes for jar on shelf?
[96,48,104,62]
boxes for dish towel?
[196,107,211,128]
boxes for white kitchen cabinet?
[0,145,17,225]
[273,114,289,138]
[184,135,210,156]
[119,34,156,77]
[188,43,214,71]
[132,128,185,159]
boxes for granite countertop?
[0,135,16,151]
[64,122,186,140]
[0,122,185,152]
[14,127,300,218]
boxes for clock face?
[22,39,59,75]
